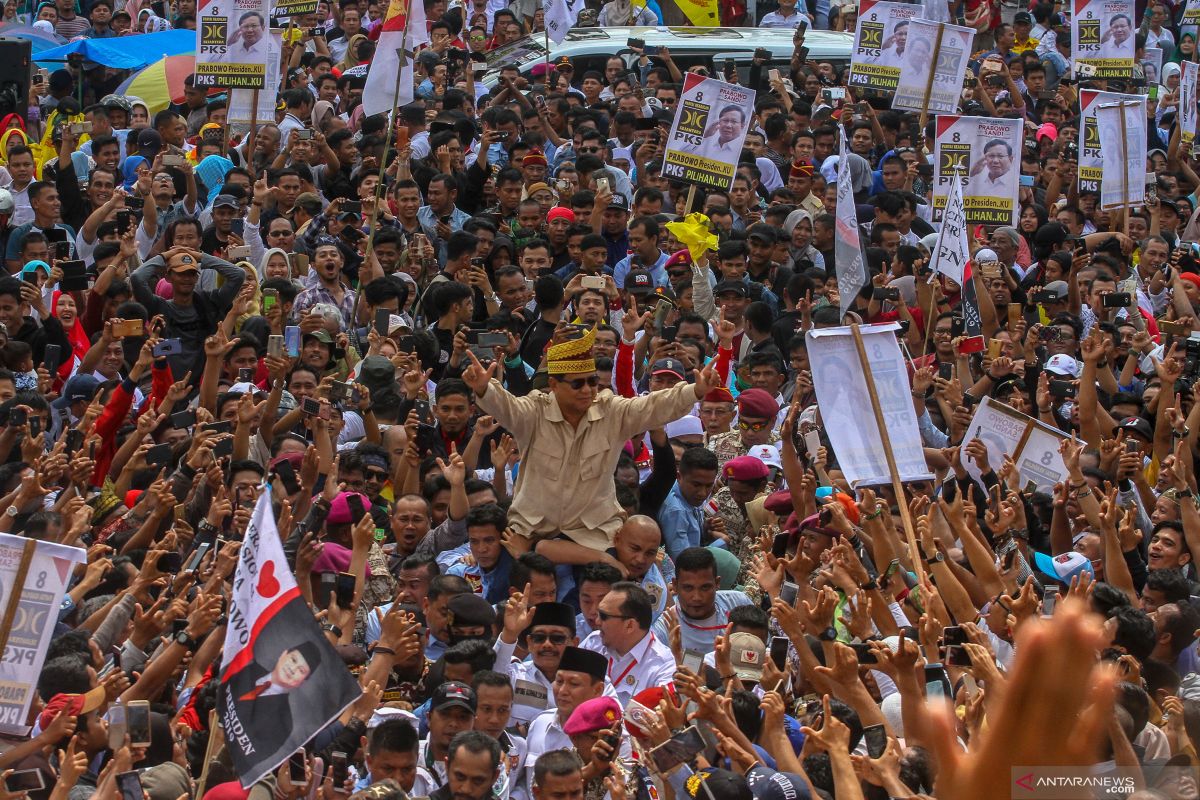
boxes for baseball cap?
[1042,280,1070,300]
[295,192,323,215]
[38,687,106,731]
[747,443,781,471]
[651,357,686,381]
[136,127,163,158]
[430,681,477,714]
[607,193,630,212]
[304,329,334,345]
[53,374,103,407]
[1044,353,1081,378]
[728,632,766,682]
[212,194,238,210]
[974,248,999,264]
[746,223,776,244]
[745,767,812,800]
[625,268,654,295]
[1014,10,1033,23]
[714,280,748,298]
[1033,550,1094,585]
[1037,122,1058,141]
[1117,415,1153,442]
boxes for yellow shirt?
[1012,36,1040,54]
[476,379,700,551]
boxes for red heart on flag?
[257,560,280,597]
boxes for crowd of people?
[3,0,1200,799]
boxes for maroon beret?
[737,388,780,420]
[723,455,770,482]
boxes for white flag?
[930,171,969,287]
[362,0,430,118]
[545,0,576,44]
[834,128,865,319]
[1096,100,1145,211]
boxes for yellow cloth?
[666,212,719,262]
[673,0,719,25]
[475,378,699,551]
[546,324,596,375]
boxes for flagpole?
[1119,101,1130,237]
[850,324,925,584]
[916,23,945,153]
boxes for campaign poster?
[229,30,282,125]
[0,535,86,734]
[1096,100,1146,210]
[272,0,318,15]
[960,396,1068,492]
[849,0,921,93]
[1183,61,1198,150]
[196,0,272,88]
[893,20,974,114]
[1182,0,1200,27]
[219,493,360,787]
[807,323,933,488]
[662,72,756,192]
[834,128,865,319]
[1141,46,1163,85]
[1073,0,1135,79]
[933,115,1021,225]
[1078,89,1146,193]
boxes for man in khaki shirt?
[459,327,722,553]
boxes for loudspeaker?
[0,38,31,121]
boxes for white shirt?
[522,708,632,800]
[760,8,805,27]
[492,637,620,725]
[579,630,676,706]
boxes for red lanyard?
[608,635,652,685]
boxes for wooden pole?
[684,184,697,215]
[0,539,36,659]
[244,89,260,177]
[194,709,224,799]
[916,23,946,153]
[1120,101,1130,236]
[850,323,926,584]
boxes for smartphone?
[126,700,151,746]
[956,335,985,355]
[375,308,391,336]
[754,47,770,60]
[342,200,362,214]
[947,643,973,667]
[331,752,349,786]
[477,332,508,348]
[42,343,62,375]
[212,435,233,458]
[5,770,46,793]
[650,725,706,772]
[1102,292,1132,308]
[260,288,278,312]
[1042,586,1060,617]
[803,429,821,457]
[284,326,302,357]
[780,581,799,607]
[938,362,953,381]
[107,703,127,750]
[153,338,183,358]
[288,750,307,783]
[1048,379,1076,399]
[1019,174,1035,187]
[302,398,321,417]
[157,551,182,573]
[116,209,133,234]
[334,572,356,608]
[170,409,196,430]
[66,428,84,455]
[771,531,790,558]
[796,44,810,63]
[987,339,1002,359]
[398,335,415,353]
[863,724,888,759]
[414,399,431,425]
[872,287,901,301]
[267,334,285,359]
[229,219,244,237]
[595,176,609,194]
[1032,290,1060,304]
[8,407,26,427]
[145,442,173,467]
[682,650,704,675]
[723,58,736,78]
[294,129,315,141]
[185,541,212,574]
[227,245,251,262]
[274,458,301,494]
[768,636,789,670]
[627,37,646,48]
[849,642,879,665]
[923,664,952,699]
[69,121,93,135]
[54,240,71,261]
[117,771,142,800]
[161,153,187,167]
[115,319,144,338]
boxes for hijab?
[51,290,88,381]
[121,155,146,192]
[1171,34,1195,64]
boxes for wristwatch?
[818,626,838,642]
[4,506,17,517]
[174,631,198,650]
[927,551,945,565]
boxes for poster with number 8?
[959,396,1069,492]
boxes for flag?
[545,0,576,44]
[361,0,430,118]
[929,171,968,287]
[218,491,361,788]
[660,0,719,25]
[834,128,866,320]
[962,260,982,336]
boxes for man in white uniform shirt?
[580,582,676,706]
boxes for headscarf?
[144,14,170,31]
[194,154,234,205]
[121,155,146,192]
[258,247,291,283]
[311,100,335,131]
[1162,61,1182,88]
[234,262,261,327]
[783,208,819,264]
[339,33,367,70]
[31,18,53,37]
[1171,33,1195,64]
[51,290,88,381]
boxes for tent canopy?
[38,29,194,71]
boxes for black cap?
[714,280,749,298]
[558,646,607,681]
[529,601,576,632]
[447,593,497,628]
[625,268,654,295]
[1014,10,1032,23]
[1033,221,1069,248]
[685,768,754,800]
[430,681,477,713]
[746,223,777,243]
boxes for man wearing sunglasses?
[461,324,723,559]
[580,582,675,705]
[708,387,781,471]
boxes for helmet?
[100,94,132,113]
[0,189,16,215]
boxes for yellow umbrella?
[114,54,197,114]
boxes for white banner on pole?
[1078,89,1145,194]
[959,396,1069,492]
[893,20,973,114]
[834,127,865,319]
[1096,100,1145,211]
[1183,62,1198,150]
[229,30,282,125]
[807,323,933,487]
[0,535,86,734]
[930,169,968,287]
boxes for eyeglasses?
[597,610,632,622]
[561,375,600,390]
[365,469,388,480]
[528,632,569,645]
[577,146,603,154]
[268,229,291,236]
[738,419,772,431]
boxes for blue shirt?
[658,482,706,560]
[611,250,670,290]
[417,205,471,264]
